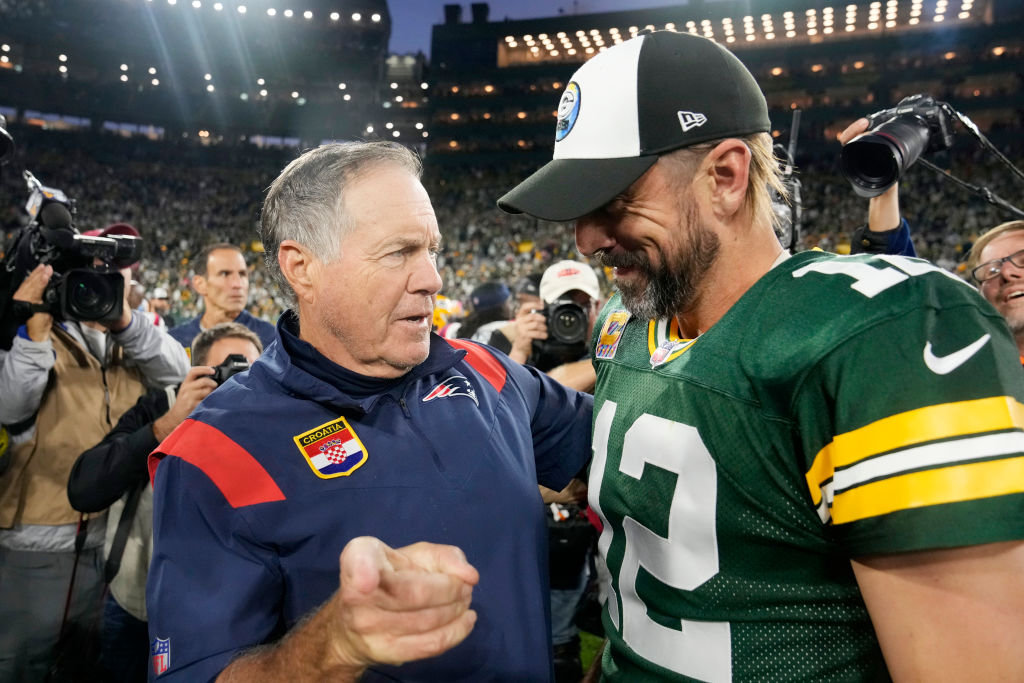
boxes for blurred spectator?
[149,287,175,328]
[168,243,276,357]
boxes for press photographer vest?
[0,325,146,527]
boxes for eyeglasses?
[972,248,1024,283]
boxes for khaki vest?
[0,326,146,527]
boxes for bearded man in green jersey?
[499,30,1024,683]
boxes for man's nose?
[574,212,615,257]
[411,253,443,295]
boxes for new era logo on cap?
[677,111,707,132]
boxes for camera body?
[210,353,250,385]
[1,173,142,325]
[530,297,589,372]
[840,94,955,198]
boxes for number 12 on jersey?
[590,400,732,681]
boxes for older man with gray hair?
[146,141,593,682]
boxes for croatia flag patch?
[293,416,368,479]
[151,637,171,676]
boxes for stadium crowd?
[2,123,1019,325]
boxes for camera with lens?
[840,94,955,198]
[1,171,142,327]
[530,297,589,372]
[210,353,250,385]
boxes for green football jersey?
[589,250,1024,682]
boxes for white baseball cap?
[540,260,601,304]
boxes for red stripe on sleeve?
[446,338,507,393]
[149,419,286,508]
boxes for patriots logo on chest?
[423,375,478,406]
[293,417,368,479]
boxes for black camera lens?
[62,269,121,321]
[840,115,933,198]
[548,302,587,345]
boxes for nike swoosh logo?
[923,333,991,375]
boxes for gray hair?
[259,141,423,309]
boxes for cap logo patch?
[595,310,631,360]
[677,110,708,133]
[555,82,581,142]
[293,416,368,479]
[151,637,171,676]
[423,375,478,406]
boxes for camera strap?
[103,481,144,584]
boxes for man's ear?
[703,139,751,220]
[192,273,207,297]
[278,240,319,304]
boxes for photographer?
[508,260,601,392]
[66,322,262,683]
[0,258,187,681]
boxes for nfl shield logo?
[151,637,171,676]
[293,416,368,479]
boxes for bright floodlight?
[259,88,268,96]
[330,12,339,20]
[343,94,351,100]
[371,13,381,21]
[257,77,265,85]
[204,73,212,80]
[192,0,201,8]
[206,84,215,92]
[152,78,160,85]
[148,66,157,74]
[352,12,361,21]
[267,8,276,15]
[338,82,346,89]
[214,2,222,9]
[237,5,246,13]
[120,74,128,81]
[291,91,299,98]
[283,9,293,17]
[304,10,312,19]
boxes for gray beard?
[596,207,720,321]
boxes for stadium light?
[267,8,276,16]
[421,82,428,89]
[237,5,246,14]
[330,12,339,20]
[415,122,423,129]
[283,9,293,18]
[291,91,299,98]
[192,0,201,8]
[259,88,268,96]
[338,82,346,89]
[120,63,128,70]
[390,82,398,89]
[152,78,160,85]
[214,2,222,10]
[168,0,176,5]
[304,10,312,19]
[0,56,7,63]
[206,84,215,92]
[392,131,400,138]
[343,94,351,100]
[385,122,394,129]
[59,54,67,62]
[204,73,212,80]
[1,45,8,52]
[120,74,128,81]
[366,125,374,133]
[149,67,157,74]
[58,65,67,73]
[240,93,248,100]
[422,132,428,138]
[371,13,381,22]
[395,95,403,102]
[352,12,361,21]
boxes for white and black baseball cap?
[498,31,770,222]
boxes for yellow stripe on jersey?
[831,456,1024,524]
[806,395,1024,506]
